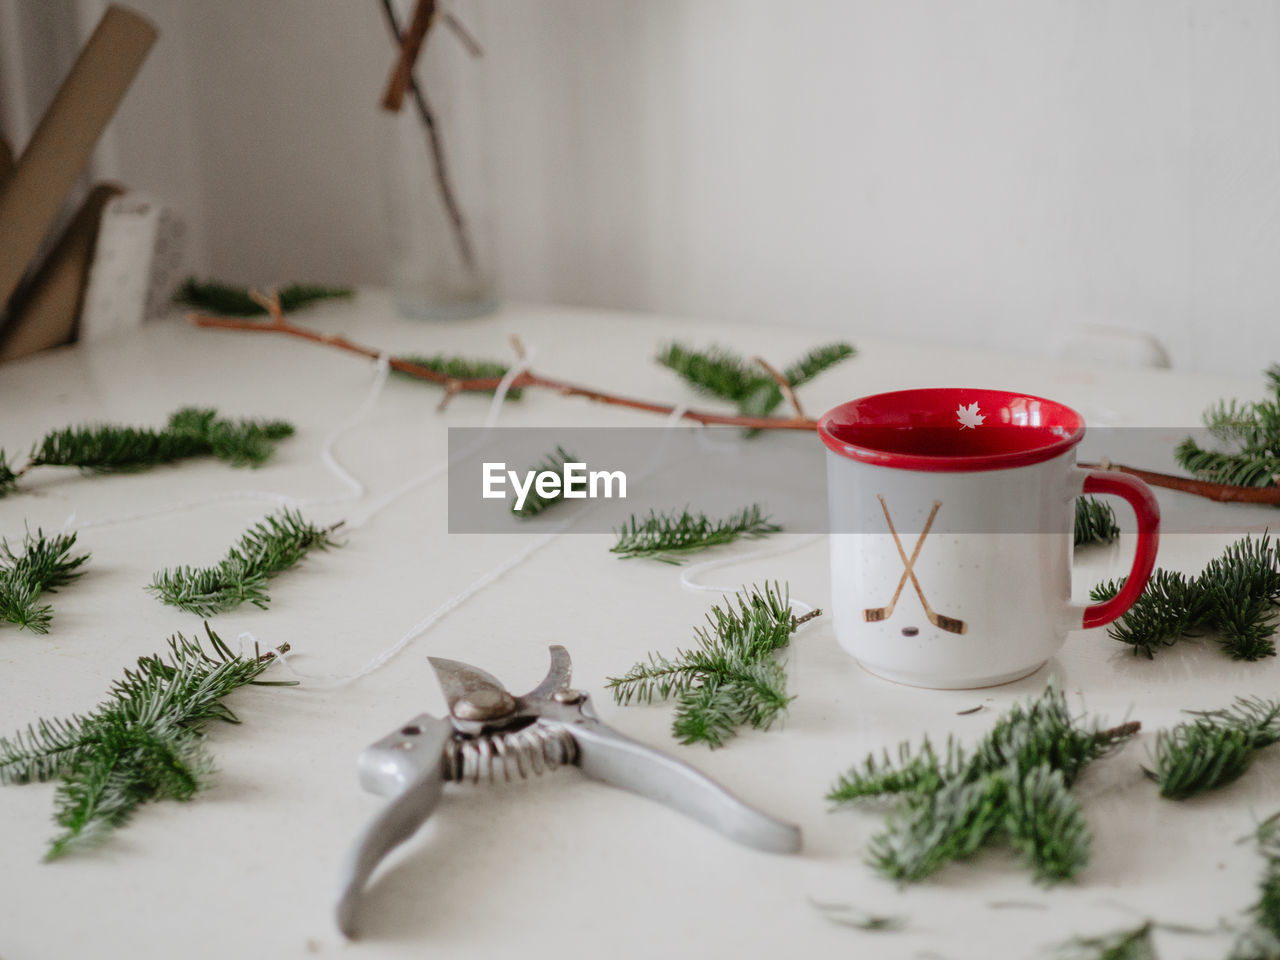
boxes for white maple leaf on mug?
[956,402,985,429]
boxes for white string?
[276,395,697,686]
[51,353,393,536]
[342,347,534,531]
[313,352,392,503]
[678,532,825,615]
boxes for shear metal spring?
[443,722,578,784]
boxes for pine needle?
[148,509,340,616]
[0,529,90,634]
[1051,922,1157,960]
[393,353,523,400]
[1148,697,1280,799]
[1091,533,1280,660]
[610,504,781,563]
[174,278,353,316]
[828,681,1138,885]
[1075,496,1120,547]
[0,625,294,858]
[1227,812,1280,959]
[3,407,295,496]
[809,899,907,932]
[607,582,820,747]
[656,340,856,420]
[510,446,579,518]
[1176,365,1280,488]
[0,450,19,497]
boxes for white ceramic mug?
[818,388,1160,689]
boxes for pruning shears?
[336,645,802,937]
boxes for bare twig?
[1079,460,1280,505]
[377,0,476,273]
[188,311,817,431]
[188,308,1280,506]
[440,10,484,57]
[753,355,806,420]
[381,0,436,111]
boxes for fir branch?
[610,504,781,564]
[14,407,294,486]
[1227,812,1280,959]
[1004,763,1090,883]
[1091,533,1280,661]
[148,509,340,616]
[0,529,90,634]
[174,278,353,316]
[829,681,1138,884]
[393,353,523,400]
[656,340,856,420]
[809,899,907,932]
[0,449,19,496]
[510,447,579,518]
[782,342,858,388]
[1148,697,1280,799]
[1051,922,1157,960]
[607,582,821,747]
[0,624,294,857]
[1176,365,1280,488]
[1075,496,1120,547]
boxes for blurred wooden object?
[0,184,123,361]
[0,135,13,186]
[0,5,156,319]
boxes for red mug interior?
[817,388,1086,472]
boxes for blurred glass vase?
[381,0,497,319]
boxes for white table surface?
[0,292,1276,959]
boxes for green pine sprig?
[1148,697,1280,800]
[174,278,353,316]
[611,504,781,563]
[1051,922,1157,960]
[0,450,19,497]
[148,509,340,616]
[394,353,523,400]
[828,681,1138,885]
[809,900,907,932]
[1239,811,1280,955]
[607,582,821,748]
[656,340,856,420]
[0,408,295,499]
[509,446,580,518]
[1075,496,1120,547]
[0,624,295,858]
[0,529,90,634]
[1091,533,1280,660]
[1175,364,1280,488]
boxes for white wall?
[3,1,1279,376]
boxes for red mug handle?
[1075,469,1161,629]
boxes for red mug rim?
[817,387,1086,472]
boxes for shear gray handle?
[336,719,452,938]
[571,720,802,854]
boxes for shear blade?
[428,656,511,714]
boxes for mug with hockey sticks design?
[818,388,1160,689]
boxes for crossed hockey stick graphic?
[862,496,968,635]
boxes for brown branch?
[188,311,817,431]
[753,355,806,420]
[377,0,476,273]
[440,11,484,57]
[1079,461,1280,505]
[381,0,435,112]
[188,309,1280,505]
